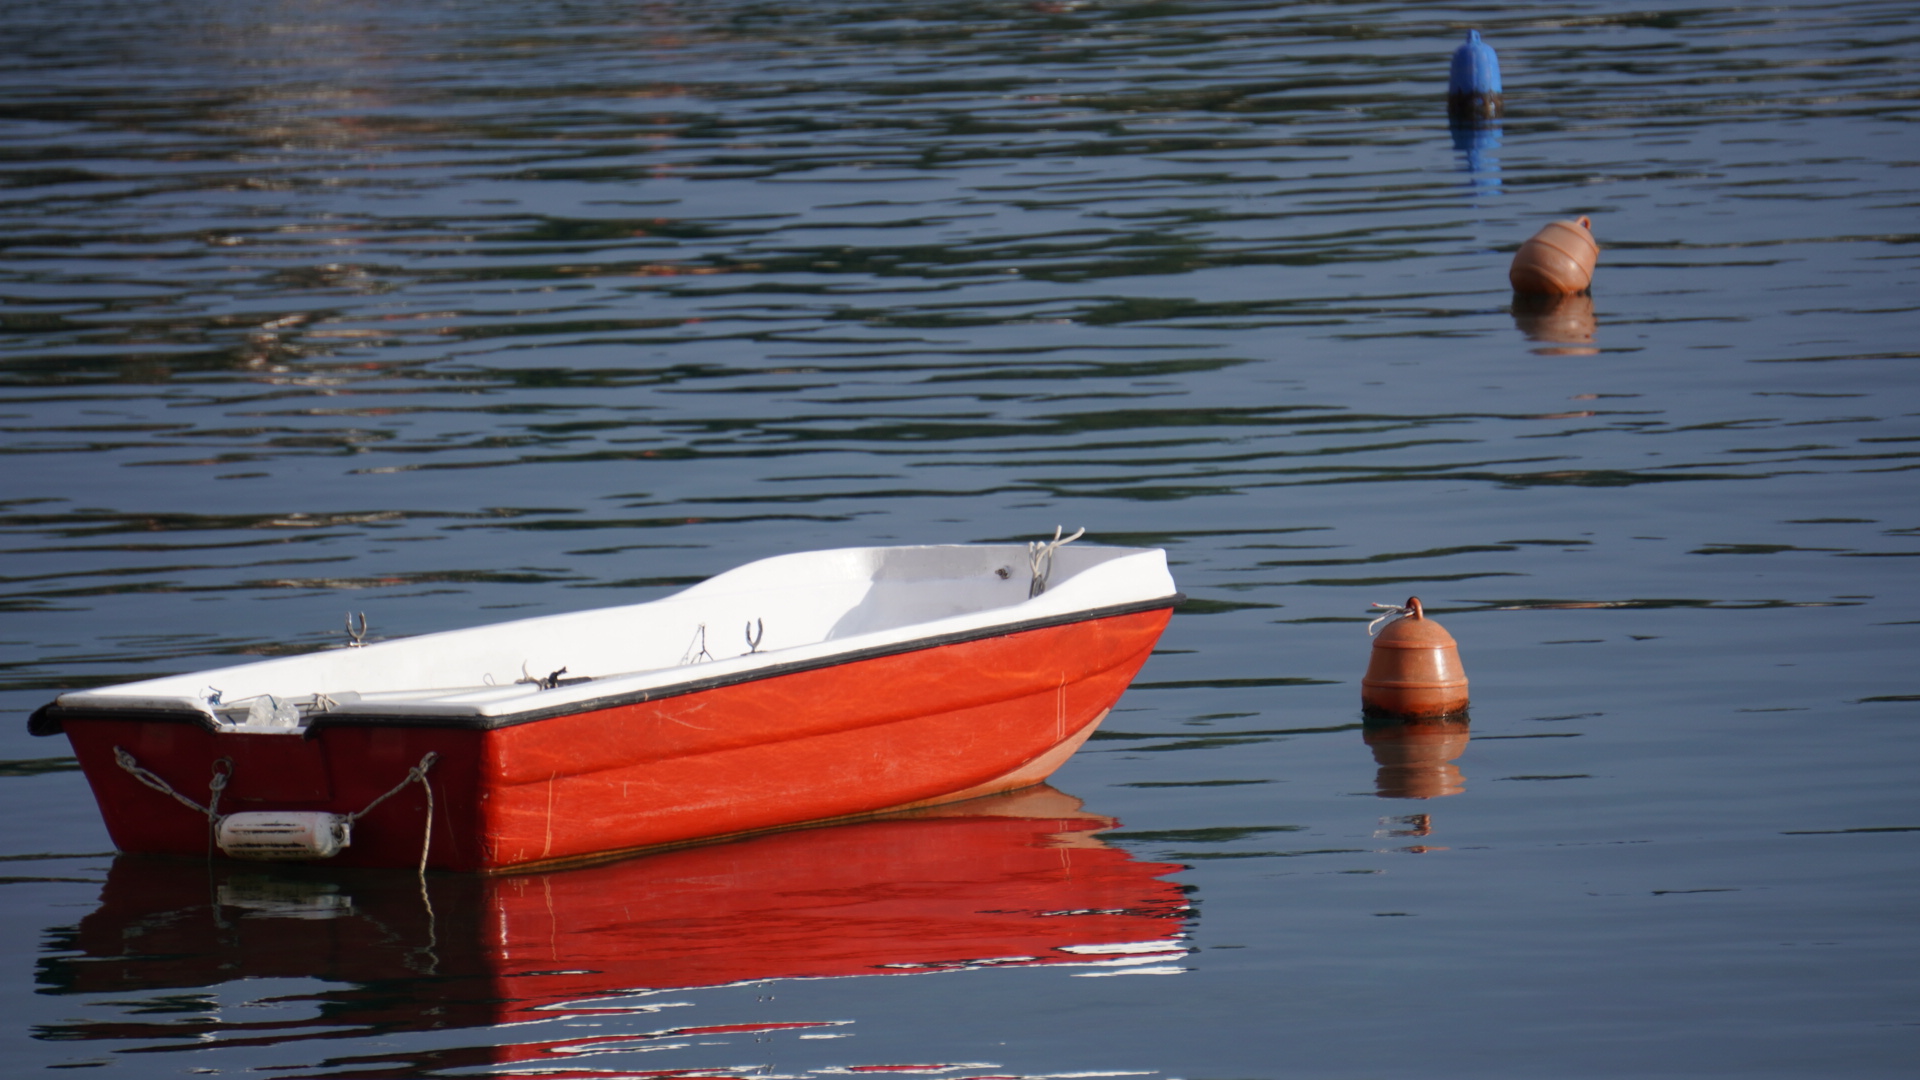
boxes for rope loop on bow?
[1028,525,1086,598]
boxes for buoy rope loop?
[1367,602,1414,637]
[1028,525,1086,598]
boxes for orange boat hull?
[58,606,1172,871]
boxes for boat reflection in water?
[38,786,1190,1071]
[1363,717,1471,800]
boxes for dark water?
[3,0,1917,1074]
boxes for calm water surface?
[3,0,1917,1075]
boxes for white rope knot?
[1028,525,1086,598]
[1368,601,1414,637]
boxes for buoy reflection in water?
[1512,292,1599,356]
[1450,120,1502,199]
[36,786,1190,1065]
[1363,717,1471,800]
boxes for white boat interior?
[54,543,1177,729]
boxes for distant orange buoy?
[1361,597,1469,719]
[1509,216,1598,295]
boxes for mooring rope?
[113,746,219,818]
[113,746,439,873]
[417,773,435,878]
[347,751,438,876]
[347,751,438,825]
[679,623,713,665]
[205,758,230,848]
[112,749,232,856]
[1028,525,1086,598]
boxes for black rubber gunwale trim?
[29,594,1183,736]
[30,701,224,736]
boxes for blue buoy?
[1447,30,1503,120]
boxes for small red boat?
[31,541,1178,871]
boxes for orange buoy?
[1509,216,1598,295]
[1361,597,1469,719]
